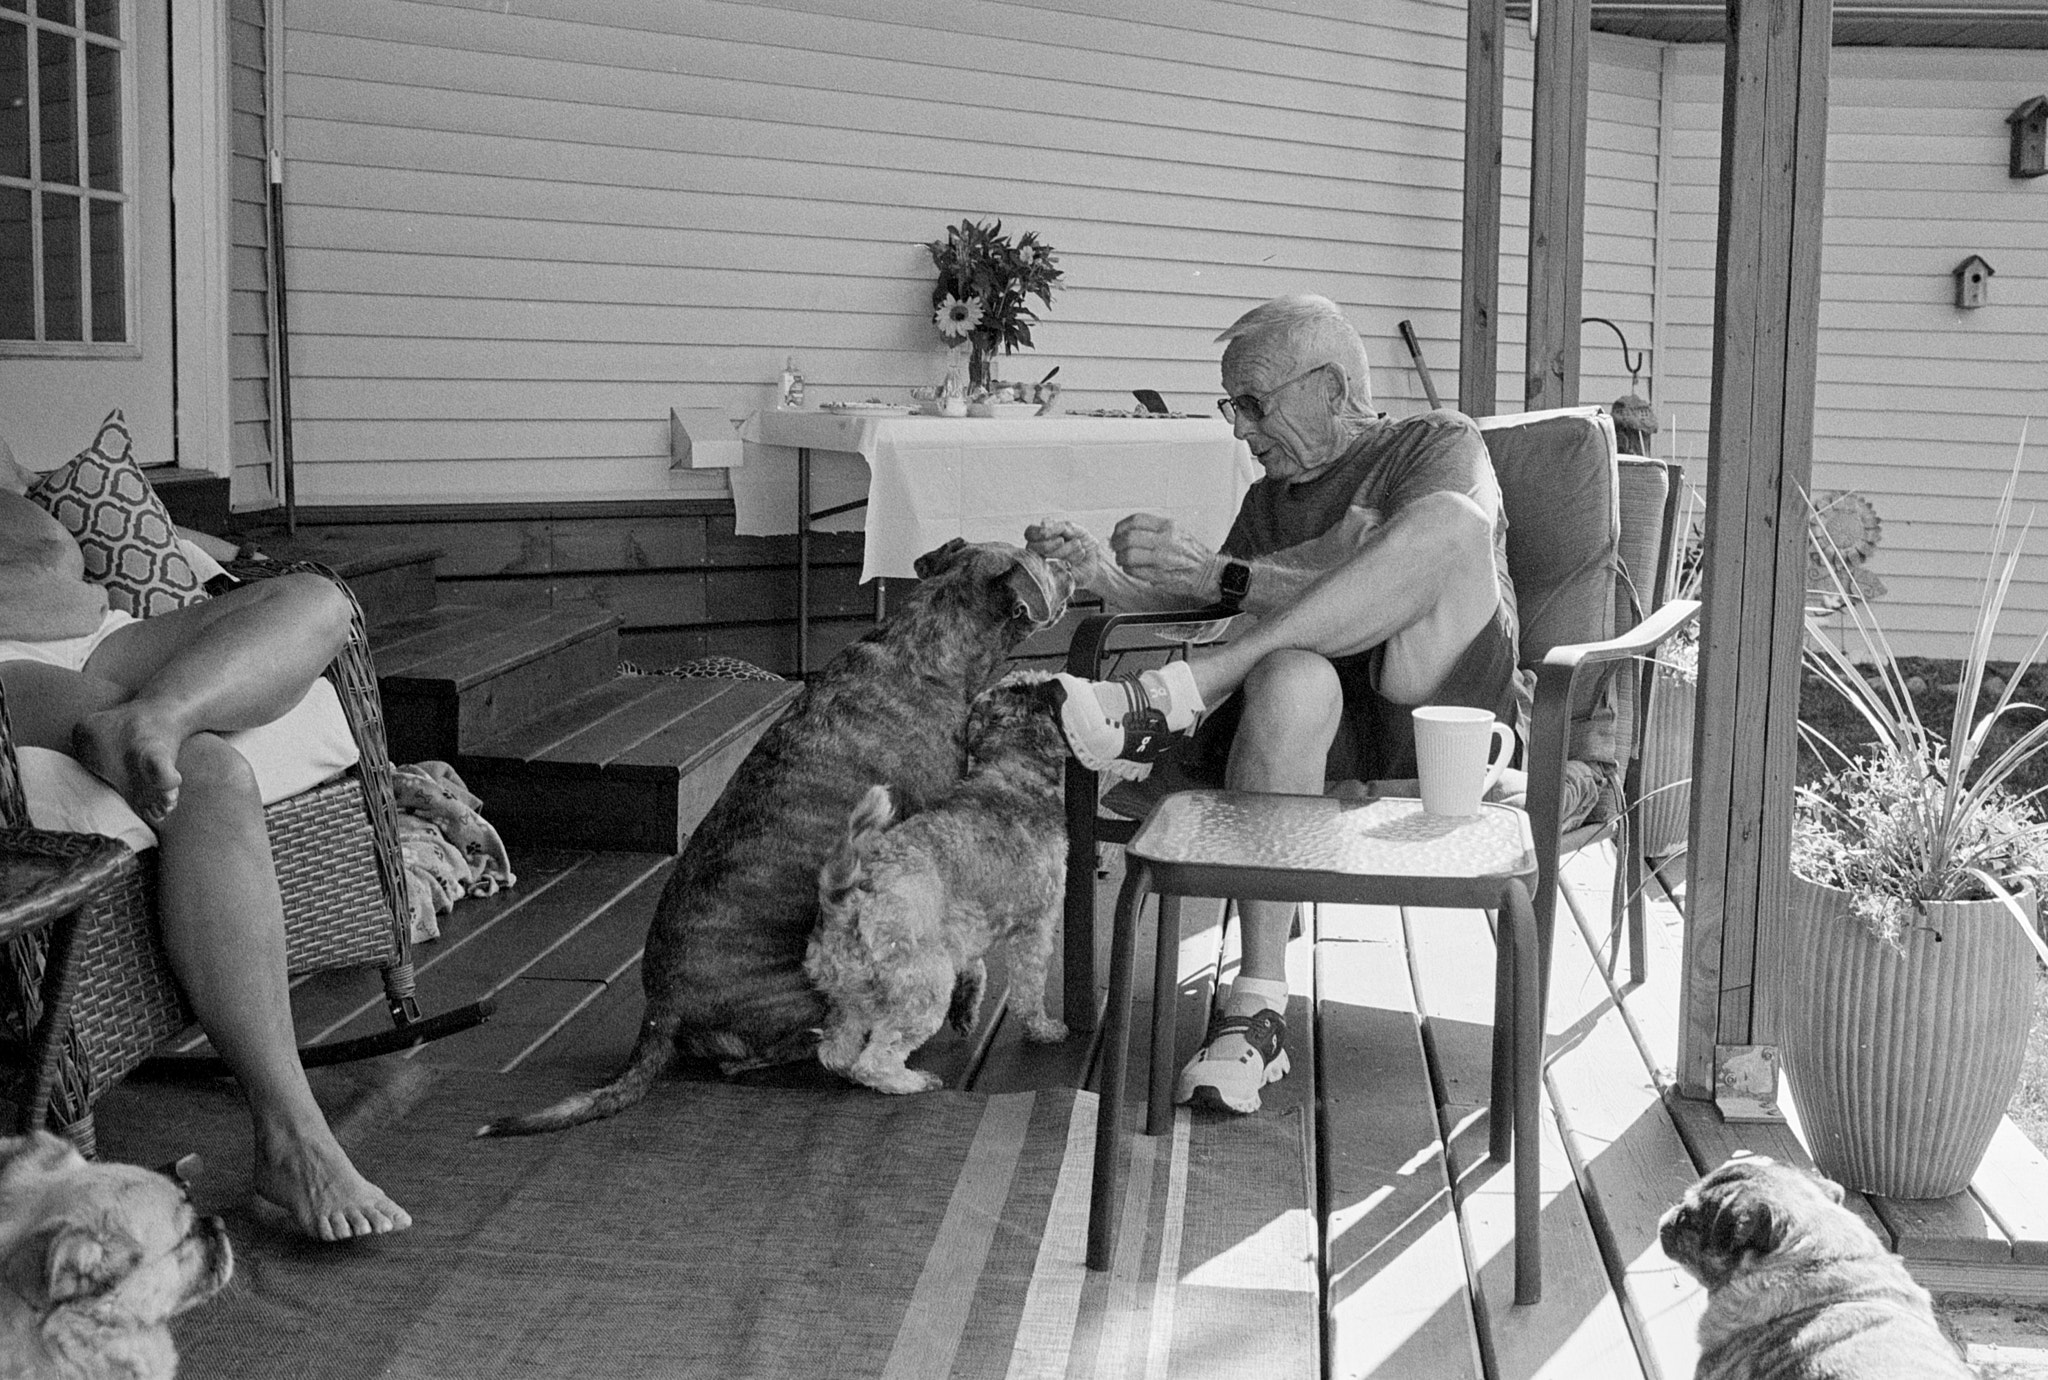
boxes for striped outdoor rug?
[101,1064,1313,1379]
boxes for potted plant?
[1784,434,2048,1198]
[925,218,1062,393]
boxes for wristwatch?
[1217,560,1252,611]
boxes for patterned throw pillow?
[28,409,205,617]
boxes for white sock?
[1225,976,1290,1017]
[1088,659,1205,731]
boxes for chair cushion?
[1481,410,1621,771]
[27,410,206,618]
[17,678,361,852]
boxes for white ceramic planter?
[1782,874,2036,1198]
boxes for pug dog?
[1659,1155,1972,1380]
[0,1131,233,1380]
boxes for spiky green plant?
[1794,426,2048,957]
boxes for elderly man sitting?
[0,440,410,1240]
[1027,294,1524,1116]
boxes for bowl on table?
[968,401,1044,419]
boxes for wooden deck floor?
[95,835,2048,1378]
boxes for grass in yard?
[1799,656,2048,1153]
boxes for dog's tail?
[475,1011,682,1137]
[816,784,895,926]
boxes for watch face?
[1221,561,1251,601]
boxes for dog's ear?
[43,1222,140,1304]
[914,538,970,580]
[0,1223,134,1309]
[1002,552,1068,629]
[0,1129,83,1181]
[1703,1190,1784,1264]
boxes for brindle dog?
[482,540,1072,1136]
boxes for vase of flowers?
[927,219,1062,391]
[1784,433,2048,1197]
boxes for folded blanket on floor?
[392,761,515,942]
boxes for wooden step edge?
[379,604,626,690]
[460,681,797,782]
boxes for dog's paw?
[1021,1017,1070,1045]
[859,1068,944,1095]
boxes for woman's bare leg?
[155,734,410,1240]
[2,649,410,1239]
[73,573,353,821]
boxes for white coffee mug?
[1411,706,1514,817]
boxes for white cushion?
[19,677,361,853]
[175,536,228,585]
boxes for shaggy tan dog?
[0,1132,232,1380]
[805,678,1070,1093]
[1659,1155,1972,1380]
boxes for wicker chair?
[0,559,492,1152]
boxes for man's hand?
[1025,516,1112,590]
[1109,513,1222,602]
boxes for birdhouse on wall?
[1954,255,1995,309]
[2011,95,2048,178]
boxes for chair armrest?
[1523,598,1700,904]
[224,559,411,963]
[1536,598,1701,672]
[1064,604,1240,676]
[0,829,131,944]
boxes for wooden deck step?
[249,531,445,629]
[370,601,624,763]
[455,673,797,853]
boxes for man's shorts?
[0,608,137,674]
[1178,602,1523,788]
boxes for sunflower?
[934,294,983,340]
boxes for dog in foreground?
[482,540,1072,1136]
[0,1132,232,1380]
[806,677,1070,1093]
[1660,1156,1972,1380]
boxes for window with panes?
[0,0,130,350]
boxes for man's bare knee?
[1229,652,1342,792]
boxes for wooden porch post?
[1459,0,1506,418]
[1524,0,1591,411]
[1677,0,1833,1106]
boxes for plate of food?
[819,400,913,415]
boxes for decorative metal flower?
[934,294,983,340]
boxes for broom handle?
[1398,320,1442,410]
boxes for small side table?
[0,829,130,1136]
[1088,790,1547,1304]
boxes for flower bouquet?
[926,219,1062,393]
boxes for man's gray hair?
[1215,294,1375,416]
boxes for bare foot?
[253,1128,412,1242]
[73,702,185,821]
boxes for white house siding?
[1660,44,2048,660]
[274,0,1663,505]
[229,0,276,507]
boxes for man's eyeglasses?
[1216,364,1327,425]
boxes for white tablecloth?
[732,410,1258,583]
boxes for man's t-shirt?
[1220,408,1516,629]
